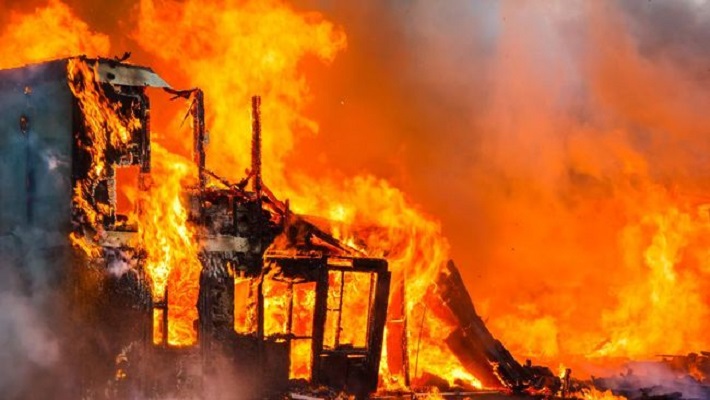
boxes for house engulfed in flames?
[0,56,563,399]
[0,56,392,398]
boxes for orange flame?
[420,387,446,400]
[67,58,141,255]
[595,205,710,358]
[136,144,201,347]
[582,388,627,400]
[133,0,346,186]
[67,55,202,347]
[130,0,485,387]
[233,275,259,335]
[0,0,109,70]
[0,0,488,386]
[289,178,483,389]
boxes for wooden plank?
[436,261,531,388]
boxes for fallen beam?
[436,260,532,389]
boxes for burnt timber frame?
[0,57,393,398]
[262,256,391,397]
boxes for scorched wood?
[436,260,532,390]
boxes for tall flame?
[132,0,483,387]
[137,145,201,347]
[0,0,109,70]
[595,205,710,358]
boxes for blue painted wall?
[0,60,74,251]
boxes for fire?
[260,265,319,380]
[137,144,201,347]
[67,58,141,254]
[0,0,452,386]
[11,0,710,394]
[284,177,484,389]
[262,266,292,337]
[0,0,109,70]
[290,281,316,380]
[132,0,346,178]
[234,275,259,335]
[451,1,710,375]
[595,205,710,358]
[67,50,202,347]
[581,388,627,400]
[131,0,485,387]
[421,387,446,400]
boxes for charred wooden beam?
[251,95,262,199]
[445,327,505,388]
[436,260,531,389]
[192,89,206,188]
[310,261,329,386]
[368,267,392,392]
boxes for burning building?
[0,53,566,399]
[5,2,710,399]
[0,56,393,398]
